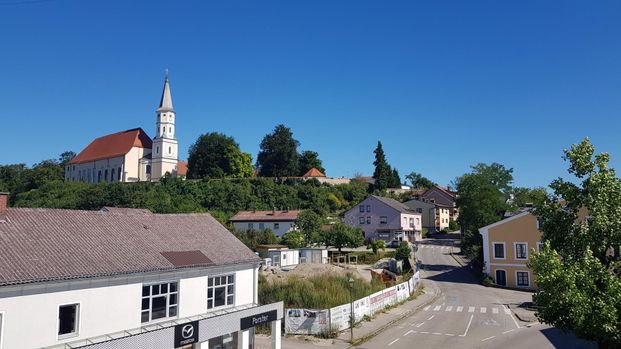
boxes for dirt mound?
[261,263,370,282]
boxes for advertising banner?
[284,309,329,335]
[329,304,351,331]
[353,296,370,320]
[396,281,410,301]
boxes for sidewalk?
[256,280,440,348]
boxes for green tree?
[295,209,323,244]
[395,241,412,271]
[327,223,364,252]
[530,138,621,349]
[367,240,385,255]
[509,187,549,209]
[372,141,391,190]
[455,163,513,261]
[58,151,76,166]
[187,132,253,179]
[405,172,435,190]
[282,230,306,248]
[256,124,300,177]
[298,150,325,176]
[387,167,401,189]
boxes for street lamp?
[348,277,355,344]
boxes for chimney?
[0,192,8,221]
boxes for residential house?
[0,193,282,349]
[230,210,300,237]
[344,195,422,243]
[415,185,458,221]
[403,199,451,232]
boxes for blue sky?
[1,0,620,188]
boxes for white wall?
[0,267,257,348]
[232,221,296,237]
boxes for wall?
[65,156,125,183]
[344,197,421,241]
[0,267,257,348]
[231,221,296,237]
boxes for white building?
[229,210,300,237]
[65,77,187,183]
[0,193,282,349]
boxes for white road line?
[433,305,441,311]
[445,306,453,312]
[503,305,521,329]
[420,331,429,334]
[445,333,455,336]
[456,306,463,312]
[388,339,399,346]
[502,329,515,334]
[432,332,443,335]
[404,330,415,336]
[492,307,499,314]
[504,308,511,315]
[427,315,435,320]
[424,305,431,311]
[416,323,424,328]
[459,314,474,337]
[482,336,496,342]
[480,307,487,313]
[468,306,475,313]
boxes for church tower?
[151,76,179,181]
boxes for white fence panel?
[329,304,351,331]
[396,281,409,301]
[284,308,330,335]
[354,296,370,320]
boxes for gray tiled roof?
[0,208,259,286]
[372,195,417,214]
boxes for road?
[355,238,595,349]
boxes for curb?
[347,282,440,347]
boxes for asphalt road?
[354,238,595,349]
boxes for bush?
[482,275,494,287]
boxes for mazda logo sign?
[181,324,194,339]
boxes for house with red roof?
[414,185,459,221]
[65,77,187,183]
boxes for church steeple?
[157,76,174,113]
[151,73,179,181]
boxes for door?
[272,254,280,267]
[312,251,321,263]
[495,270,507,286]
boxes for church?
[65,77,187,183]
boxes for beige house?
[479,211,541,289]
[403,199,451,232]
[65,77,187,183]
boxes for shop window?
[141,281,178,323]
[208,274,235,309]
[208,333,238,349]
[58,304,79,338]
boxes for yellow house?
[479,211,542,289]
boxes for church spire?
[157,73,174,113]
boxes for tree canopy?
[187,132,253,179]
[327,223,364,252]
[298,150,325,176]
[530,138,621,349]
[372,141,401,190]
[405,171,435,190]
[256,124,300,177]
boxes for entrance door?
[272,254,280,267]
[495,270,507,286]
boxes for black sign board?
[174,320,199,348]
[240,309,278,330]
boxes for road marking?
[416,323,424,328]
[445,333,455,336]
[445,306,453,312]
[420,331,429,334]
[424,305,431,311]
[504,308,511,315]
[397,325,404,329]
[427,315,435,320]
[480,307,487,313]
[404,330,415,336]
[459,314,474,337]
[456,306,463,312]
[432,332,443,335]
[503,305,521,329]
[468,306,475,313]
[492,307,499,314]
[482,336,496,342]
[433,305,441,311]
[388,339,399,346]
[502,329,515,334]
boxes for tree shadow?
[423,264,479,284]
[539,327,596,349]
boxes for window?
[366,216,371,224]
[169,127,172,133]
[493,243,505,259]
[495,270,507,286]
[366,205,371,212]
[379,216,387,224]
[416,218,420,224]
[208,274,235,309]
[516,271,530,287]
[274,223,280,230]
[359,205,364,213]
[537,242,543,252]
[118,167,122,180]
[146,165,151,174]
[111,169,115,181]
[156,146,159,154]
[97,170,102,183]
[248,223,254,229]
[141,281,178,323]
[168,146,172,154]
[104,169,108,181]
[515,243,528,260]
[58,304,79,338]
[536,218,543,230]
[259,223,265,230]
[409,218,414,227]
[359,217,365,224]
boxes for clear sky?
[1,0,620,188]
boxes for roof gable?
[70,128,153,164]
[302,168,325,177]
[371,196,418,215]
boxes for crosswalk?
[418,245,453,250]
[423,304,512,315]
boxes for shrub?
[482,275,494,287]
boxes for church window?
[169,127,172,133]
[118,167,122,181]
[104,169,108,182]
[111,169,115,181]
[168,146,172,154]
[156,146,159,154]
[98,171,102,183]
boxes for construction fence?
[284,271,421,335]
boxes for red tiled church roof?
[70,128,153,164]
[302,167,325,177]
[177,160,188,177]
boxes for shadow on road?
[539,327,596,349]
[423,264,479,284]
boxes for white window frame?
[141,281,179,324]
[494,269,507,286]
[514,242,529,260]
[537,241,543,253]
[492,242,506,260]
[0,311,5,349]
[515,270,530,288]
[208,274,235,310]
[57,302,80,340]
[359,205,364,213]
[359,217,365,224]
[366,205,371,212]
